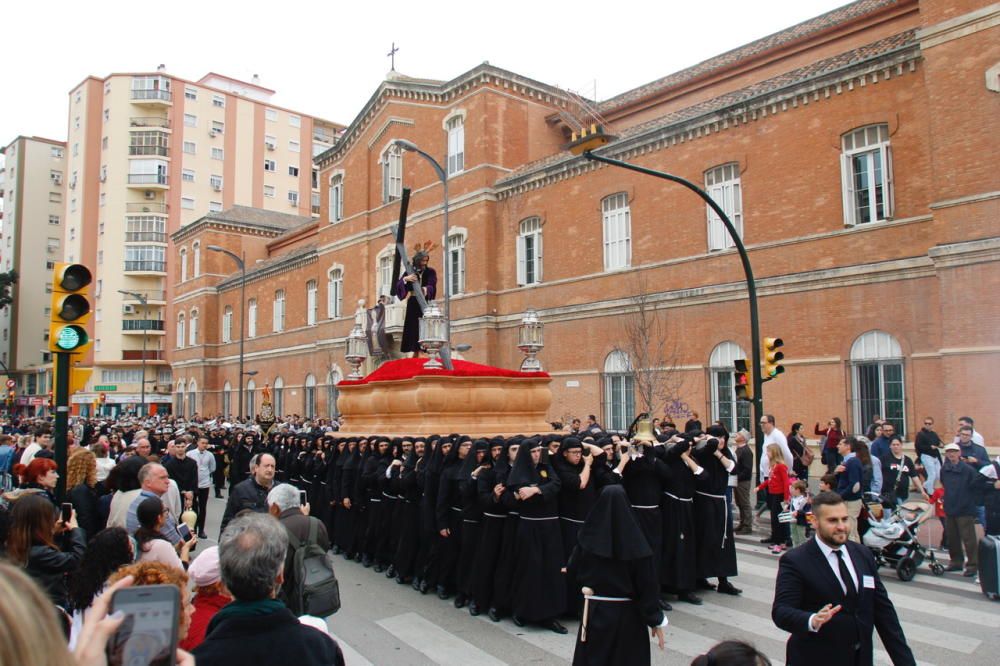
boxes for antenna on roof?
[558,84,610,139]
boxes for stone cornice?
[171,219,288,243]
[927,236,1000,269]
[216,249,319,291]
[916,2,1000,49]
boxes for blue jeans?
[920,455,941,494]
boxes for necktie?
[834,549,858,605]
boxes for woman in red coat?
[756,444,791,553]
[180,546,232,651]
[815,417,844,474]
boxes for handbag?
[794,438,814,467]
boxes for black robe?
[554,454,602,616]
[620,447,670,593]
[510,459,565,622]
[692,444,738,579]
[393,453,424,579]
[395,266,437,353]
[435,456,465,593]
[658,442,698,592]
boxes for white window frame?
[211,147,224,160]
[840,124,893,227]
[304,374,316,419]
[381,143,402,203]
[327,267,343,318]
[247,299,257,338]
[265,108,277,122]
[289,140,300,153]
[181,197,194,210]
[306,280,318,326]
[222,306,233,343]
[328,173,344,223]
[445,113,465,175]
[516,216,543,285]
[184,87,197,101]
[263,185,275,198]
[212,95,225,108]
[246,379,256,419]
[288,190,299,207]
[181,169,195,183]
[602,351,635,433]
[273,289,285,332]
[179,248,188,282]
[192,241,201,277]
[602,192,631,271]
[708,341,751,434]
[264,159,276,172]
[222,381,232,416]
[447,231,466,295]
[183,141,196,154]
[705,163,743,251]
[188,309,199,346]
[850,330,906,436]
[184,113,197,128]
[289,114,301,128]
[376,246,395,299]
[176,313,185,349]
[273,377,284,416]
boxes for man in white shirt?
[187,436,217,538]
[759,414,794,480]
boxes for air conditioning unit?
[265,142,276,151]
[122,304,136,315]
[99,174,106,183]
[52,175,62,185]
[153,384,170,393]
[209,129,219,137]
[144,190,156,200]
[212,184,222,192]
[69,177,77,189]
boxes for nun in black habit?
[657,433,704,604]
[434,437,471,599]
[507,437,567,633]
[417,437,451,594]
[468,438,507,616]
[392,438,425,584]
[691,425,741,596]
[567,484,668,666]
[485,438,522,622]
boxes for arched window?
[381,143,402,203]
[705,163,742,251]
[306,280,317,326]
[179,247,188,282]
[327,369,341,418]
[192,241,201,277]
[304,374,316,419]
[445,114,465,175]
[708,341,751,434]
[247,298,257,338]
[517,217,543,285]
[188,309,199,346]
[187,379,197,418]
[376,246,395,299]
[176,313,185,349]
[246,379,256,419]
[273,290,285,332]
[222,380,232,417]
[602,351,634,433]
[327,268,343,318]
[175,379,186,418]
[328,173,343,223]
[602,192,631,271]
[850,330,905,436]
[272,377,284,417]
[840,124,893,226]
[447,230,466,295]
[222,306,233,343]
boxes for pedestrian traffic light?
[763,337,785,380]
[6,390,14,405]
[99,392,107,405]
[47,391,54,408]
[49,263,92,354]
[734,359,753,401]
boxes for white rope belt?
[697,491,728,548]
[664,492,693,503]
[450,506,462,512]
[560,516,585,524]
[631,504,659,510]
[581,589,631,643]
[520,516,558,521]
[483,512,506,519]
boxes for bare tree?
[614,277,685,417]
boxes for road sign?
[5,379,14,389]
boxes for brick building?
[171,0,1000,440]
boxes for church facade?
[171,0,1000,439]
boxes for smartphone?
[106,584,180,666]
[299,490,308,506]
[61,502,73,523]
[177,523,193,542]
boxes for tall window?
[176,313,185,349]
[602,351,635,433]
[377,250,394,298]
[328,174,343,223]
[850,330,905,436]
[306,280,318,326]
[273,290,285,332]
[705,163,743,251]
[327,370,341,418]
[708,341,751,434]
[222,306,233,343]
[273,377,284,417]
[304,374,316,419]
[222,381,232,417]
[602,192,631,271]
[187,380,197,418]
[841,124,893,226]
[246,379,256,419]
[447,233,466,295]
[175,380,186,418]
[188,309,199,346]
[446,116,465,175]
[247,299,257,338]
[192,241,201,277]
[328,268,343,318]
[517,217,543,285]
[381,144,402,204]
[179,248,188,282]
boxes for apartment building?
[61,69,341,415]
[0,136,68,413]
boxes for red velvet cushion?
[339,357,549,386]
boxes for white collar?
[816,537,849,561]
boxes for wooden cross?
[387,42,399,71]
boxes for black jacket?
[163,455,199,494]
[68,483,101,539]
[940,460,985,517]
[220,478,273,535]
[733,445,754,482]
[193,605,343,666]
[26,528,87,609]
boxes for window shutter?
[882,143,894,219]
[707,184,724,251]
[840,153,856,227]
[536,231,543,283]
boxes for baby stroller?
[861,495,945,581]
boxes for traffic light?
[6,390,14,406]
[734,359,753,401]
[763,337,785,380]
[0,269,18,309]
[69,366,93,397]
[47,391,54,408]
[49,263,92,354]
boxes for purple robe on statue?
[395,266,437,353]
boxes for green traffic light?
[54,325,88,351]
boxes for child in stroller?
[861,493,945,581]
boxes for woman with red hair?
[14,458,60,505]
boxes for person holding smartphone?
[135,497,197,572]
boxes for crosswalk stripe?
[736,560,1000,629]
[378,612,508,666]
[325,630,374,666]
[664,624,785,666]
[476,616,575,661]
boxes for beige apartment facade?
[61,69,341,416]
[0,136,68,413]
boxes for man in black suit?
[772,491,915,666]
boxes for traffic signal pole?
[53,351,71,502]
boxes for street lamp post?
[118,289,149,416]
[571,143,766,467]
[392,139,452,362]
[207,246,246,419]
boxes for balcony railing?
[121,290,167,303]
[124,261,166,273]
[131,89,172,102]
[126,202,168,214]
[122,350,166,361]
[122,319,166,332]
[129,145,169,157]
[125,231,167,243]
[127,174,168,186]
[130,116,170,129]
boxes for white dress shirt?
[759,428,794,479]
[808,538,861,632]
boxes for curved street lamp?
[207,245,247,419]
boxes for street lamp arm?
[207,245,244,269]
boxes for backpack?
[286,519,341,617]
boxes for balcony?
[122,350,166,361]
[125,231,167,243]
[127,174,169,188]
[129,145,169,157]
[124,261,167,274]
[126,202,168,214]
[122,319,166,333]
[121,290,167,305]
[130,117,170,129]
[131,89,172,104]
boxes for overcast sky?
[2,0,846,153]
